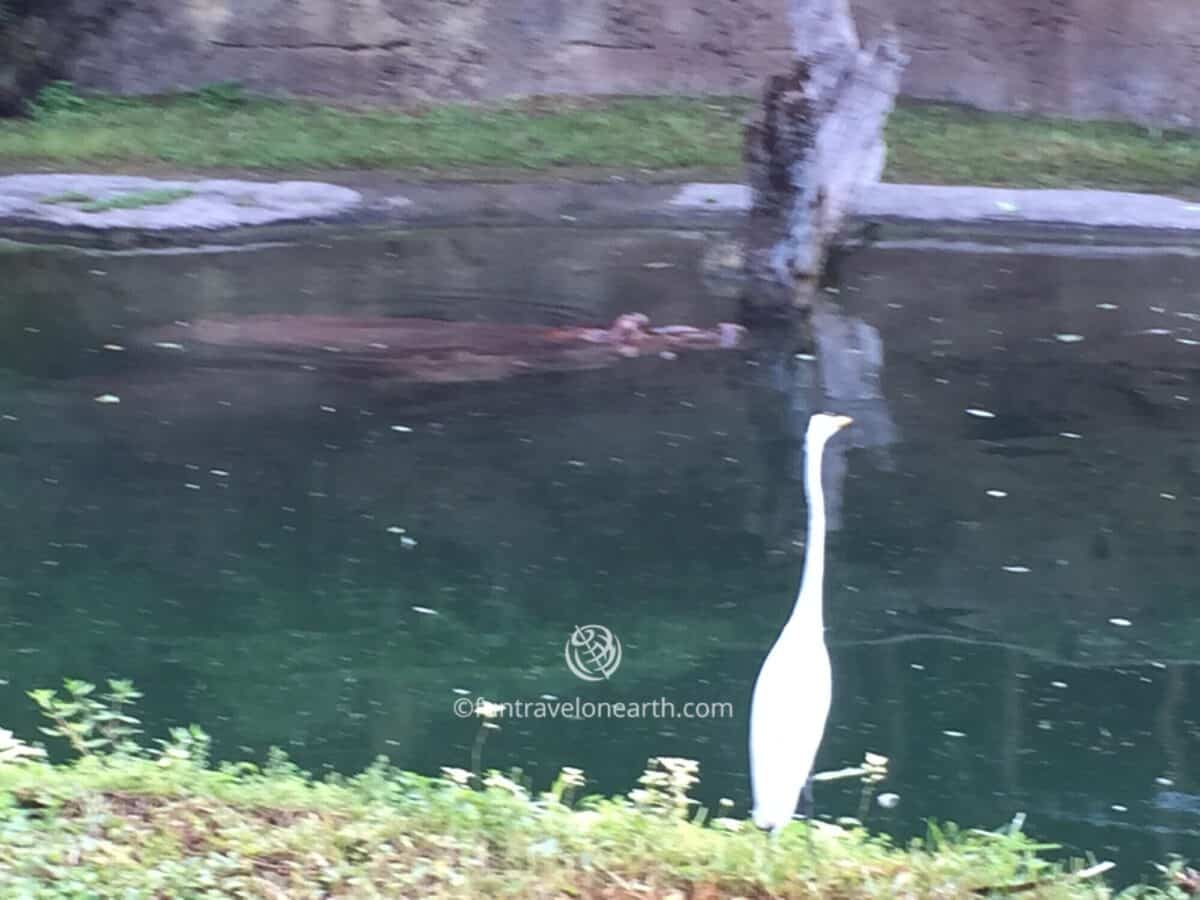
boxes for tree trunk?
[743,0,905,312]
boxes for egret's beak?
[832,415,853,431]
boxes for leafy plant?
[28,678,143,757]
[26,80,88,118]
[0,727,45,764]
[629,755,700,818]
[193,81,247,111]
[154,724,212,769]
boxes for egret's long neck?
[790,435,829,635]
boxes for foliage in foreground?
[2,81,1200,192]
[0,679,1186,898]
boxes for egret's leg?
[798,779,817,861]
[798,777,815,820]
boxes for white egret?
[749,412,853,833]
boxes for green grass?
[40,187,195,211]
[39,190,94,205]
[2,84,1200,188]
[885,102,1200,191]
[77,187,194,212]
[0,89,749,172]
[0,752,1163,899]
[0,678,1182,898]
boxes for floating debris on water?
[965,408,995,419]
[994,200,1019,212]
[1108,617,1133,627]
[1002,565,1031,573]
[1054,333,1085,343]
[1096,303,1119,310]
[910,663,925,671]
[400,536,418,548]
[184,483,200,491]
[1051,681,1068,689]
[1176,338,1200,346]
[1059,432,1082,439]
[209,469,229,477]
[386,526,407,535]
[943,730,966,738]
[877,793,900,809]
[1161,493,1177,500]
[1111,804,1128,813]
[390,425,413,433]
[153,341,185,350]
[93,394,120,404]
[319,405,336,413]
[102,343,125,352]
[642,261,674,270]
[411,606,438,615]
[986,490,1008,498]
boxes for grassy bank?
[1,83,1200,191]
[0,679,1180,897]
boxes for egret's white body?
[749,412,852,833]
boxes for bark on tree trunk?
[743,0,905,312]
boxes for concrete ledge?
[4,175,1200,247]
[671,181,1200,232]
[0,175,361,231]
[860,184,1200,231]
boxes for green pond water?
[1,228,1199,882]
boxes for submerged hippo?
[136,313,746,383]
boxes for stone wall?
[11,0,1200,127]
[853,0,1200,127]
[66,0,796,104]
